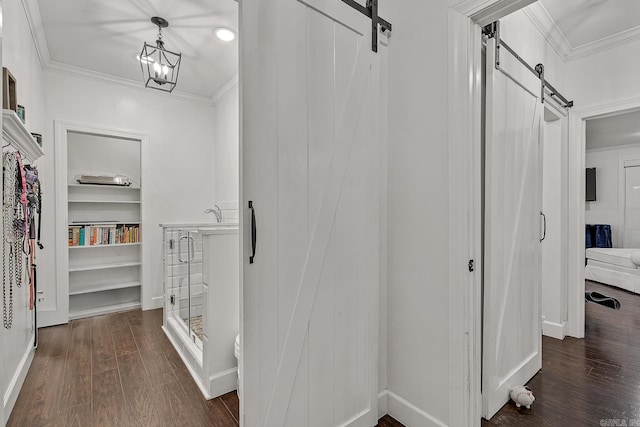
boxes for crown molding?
[211,74,239,106]
[20,0,216,105]
[524,1,640,63]
[21,0,51,69]
[522,2,572,61]
[46,60,215,104]
[568,25,640,61]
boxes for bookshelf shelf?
[69,281,141,296]
[69,301,141,321]
[68,183,140,190]
[69,261,141,273]
[69,221,141,226]
[69,242,141,249]
[68,200,141,204]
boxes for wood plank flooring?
[10,279,636,427]
[484,281,640,426]
[8,308,402,426]
[8,309,239,427]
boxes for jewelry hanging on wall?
[2,150,33,329]
[3,151,18,329]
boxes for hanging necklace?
[3,151,17,329]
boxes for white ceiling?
[525,0,640,61]
[34,0,238,101]
[586,109,640,150]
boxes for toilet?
[234,334,241,396]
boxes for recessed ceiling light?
[215,28,236,42]
[134,53,155,64]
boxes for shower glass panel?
[164,227,203,352]
[624,165,640,247]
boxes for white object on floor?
[585,248,640,294]
[509,386,535,409]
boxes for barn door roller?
[483,21,573,108]
[341,0,392,52]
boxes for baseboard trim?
[149,296,164,310]
[378,390,389,418]
[343,408,377,427]
[209,367,238,398]
[542,320,566,340]
[161,326,211,399]
[4,338,35,423]
[387,390,448,427]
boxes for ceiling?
[586,109,640,150]
[525,0,640,61]
[33,0,238,102]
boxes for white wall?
[2,0,45,421]
[499,10,566,97]
[42,71,217,321]
[384,1,450,424]
[213,83,239,203]
[542,115,569,339]
[566,38,640,109]
[585,145,640,247]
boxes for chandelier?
[139,17,182,93]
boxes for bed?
[585,248,640,294]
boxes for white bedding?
[585,248,640,294]
[585,248,639,269]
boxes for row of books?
[69,224,140,247]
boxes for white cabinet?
[60,130,143,320]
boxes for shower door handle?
[178,235,189,263]
[249,201,256,264]
[188,236,195,262]
[540,211,547,242]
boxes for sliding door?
[241,0,385,425]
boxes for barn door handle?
[540,211,547,242]
[249,201,256,264]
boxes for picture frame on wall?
[2,67,18,111]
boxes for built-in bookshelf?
[65,131,142,320]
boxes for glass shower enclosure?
[161,221,240,400]
[163,226,204,360]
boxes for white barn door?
[482,38,543,419]
[240,1,382,426]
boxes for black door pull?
[249,201,256,264]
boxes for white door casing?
[482,38,543,419]
[240,0,382,426]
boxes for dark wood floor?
[11,280,635,427]
[484,281,640,426]
[8,308,403,426]
[8,309,239,426]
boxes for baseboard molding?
[387,390,448,427]
[542,320,566,340]
[4,338,35,424]
[209,367,238,398]
[378,390,389,418]
[37,309,68,328]
[148,296,164,310]
[343,408,377,427]
[161,325,211,399]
